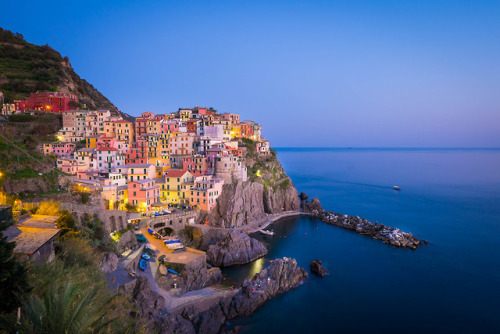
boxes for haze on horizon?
[2,0,499,148]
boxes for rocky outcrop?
[118,276,165,332]
[157,255,222,294]
[158,314,196,334]
[208,180,299,228]
[168,258,308,334]
[310,259,328,277]
[204,230,268,267]
[99,252,119,273]
[117,230,138,252]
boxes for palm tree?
[16,280,115,334]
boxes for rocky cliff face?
[204,230,268,267]
[208,179,300,228]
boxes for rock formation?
[204,230,268,267]
[99,252,119,273]
[162,257,308,334]
[310,259,328,277]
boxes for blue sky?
[1,0,499,147]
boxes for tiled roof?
[165,169,188,177]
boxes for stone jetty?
[301,195,425,249]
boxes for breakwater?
[302,196,425,249]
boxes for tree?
[0,220,31,313]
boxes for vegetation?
[1,238,135,333]
[0,219,31,313]
[35,201,60,215]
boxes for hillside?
[0,27,117,112]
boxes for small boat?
[135,234,146,242]
[393,186,401,191]
[139,259,147,271]
[166,243,185,250]
[260,229,274,236]
[141,253,151,260]
[147,228,155,234]
[167,268,180,275]
[164,239,181,244]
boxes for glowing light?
[57,136,63,141]
[256,170,262,177]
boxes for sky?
[1,0,499,147]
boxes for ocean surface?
[223,148,500,334]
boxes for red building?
[15,92,78,113]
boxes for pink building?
[189,176,224,212]
[40,142,76,157]
[128,179,161,214]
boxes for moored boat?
[139,259,147,271]
[260,229,275,236]
[141,253,151,260]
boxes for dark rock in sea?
[310,259,328,277]
[205,230,268,267]
[299,192,309,201]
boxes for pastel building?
[189,176,224,212]
[127,179,161,214]
[162,169,193,204]
[40,142,76,157]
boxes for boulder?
[206,231,268,267]
[99,252,119,273]
[310,259,328,277]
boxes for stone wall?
[148,210,199,233]
[60,202,129,232]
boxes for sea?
[223,148,500,334]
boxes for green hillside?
[0,27,117,111]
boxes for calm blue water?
[224,148,500,333]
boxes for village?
[5,91,271,217]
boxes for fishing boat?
[260,229,275,236]
[167,268,180,275]
[393,186,401,191]
[141,253,151,260]
[139,259,147,271]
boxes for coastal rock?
[158,314,196,334]
[99,252,119,273]
[310,259,328,277]
[118,276,165,331]
[308,208,424,249]
[157,254,221,293]
[299,192,309,201]
[206,231,268,267]
[173,258,308,333]
[208,179,300,228]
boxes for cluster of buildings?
[1,91,79,115]
[42,107,271,214]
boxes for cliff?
[208,140,300,227]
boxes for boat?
[147,227,155,234]
[135,234,146,242]
[393,186,401,191]
[141,253,151,260]
[164,239,181,244]
[166,243,185,250]
[139,259,147,271]
[260,229,275,236]
[167,268,180,275]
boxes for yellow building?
[86,135,100,149]
[161,170,193,204]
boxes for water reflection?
[248,257,264,278]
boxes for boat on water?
[260,229,275,236]
[167,268,180,275]
[393,186,401,191]
[139,259,147,271]
[141,253,151,260]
